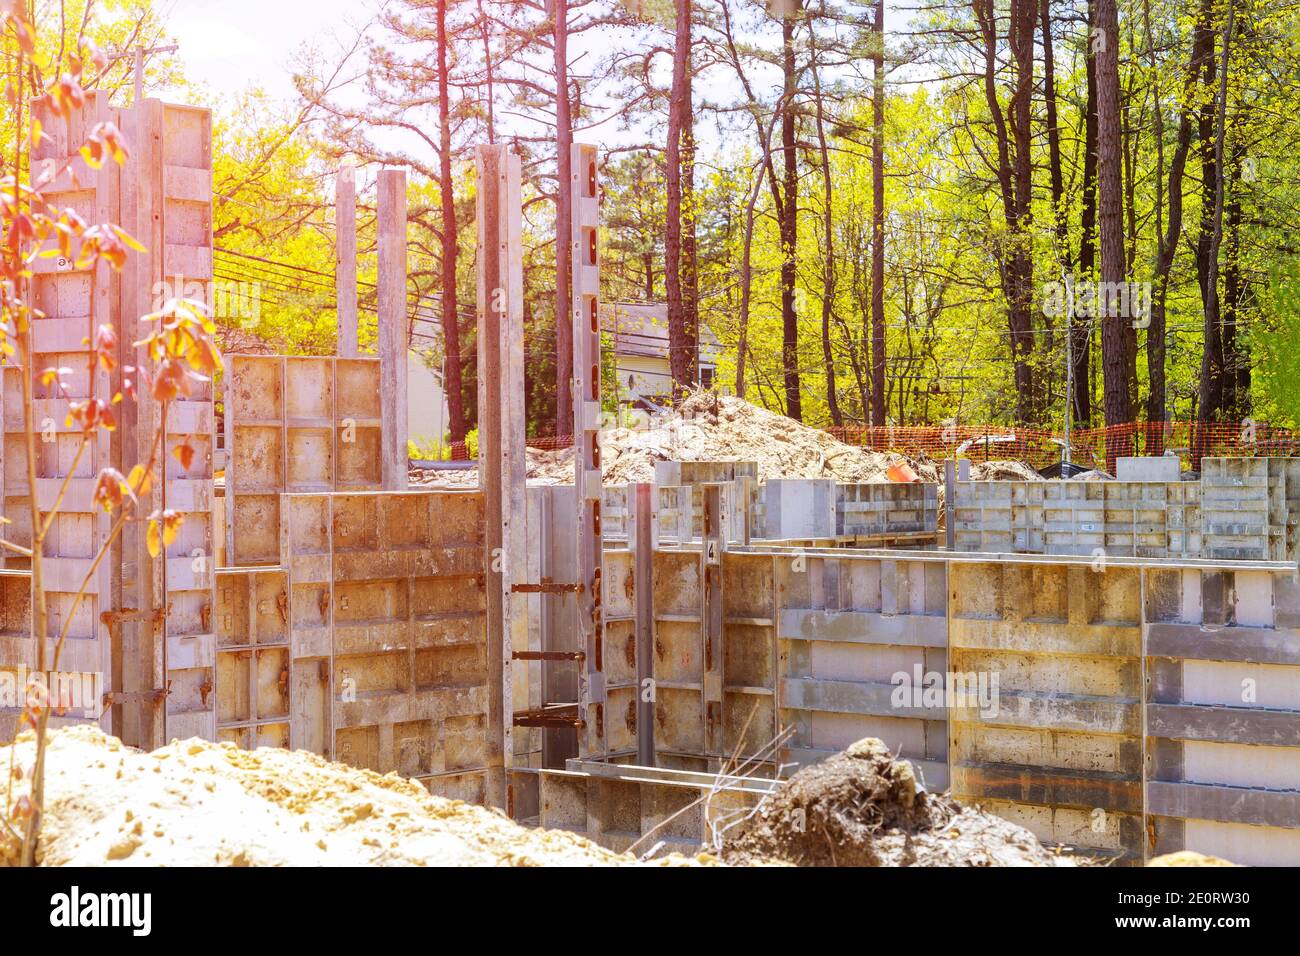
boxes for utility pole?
[104,43,179,104]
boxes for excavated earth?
[0,727,711,867]
[723,738,1077,867]
[407,393,1040,492]
[3,730,1240,867]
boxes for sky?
[159,0,912,123]
[161,0,379,104]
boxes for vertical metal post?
[475,145,525,808]
[702,483,725,757]
[945,459,957,552]
[336,163,358,358]
[571,142,606,756]
[633,482,656,766]
[377,168,408,490]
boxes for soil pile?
[1,727,708,867]
[405,395,1061,491]
[969,460,1043,481]
[527,392,938,486]
[408,465,479,489]
[724,738,1075,867]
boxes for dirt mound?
[724,738,1075,867]
[1,727,710,867]
[1148,851,1238,867]
[969,460,1043,481]
[408,465,479,488]
[528,392,938,486]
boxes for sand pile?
[1148,851,1238,866]
[527,392,938,486]
[723,738,1075,867]
[0,727,707,867]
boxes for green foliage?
[1252,261,1300,426]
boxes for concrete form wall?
[0,95,217,746]
[223,355,383,567]
[778,553,948,789]
[273,490,490,801]
[953,459,1300,562]
[1144,566,1300,865]
[0,93,121,732]
[560,547,1300,864]
[948,561,1144,860]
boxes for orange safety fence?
[828,421,1300,472]
[455,421,1296,472]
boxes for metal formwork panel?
[1164,481,1203,558]
[600,546,638,757]
[721,552,778,762]
[948,560,1144,861]
[1281,458,1300,562]
[1101,483,1181,558]
[474,145,525,806]
[590,545,783,773]
[280,491,488,795]
[223,354,382,567]
[836,482,939,539]
[964,480,1204,559]
[1041,482,1104,555]
[0,570,34,739]
[571,143,605,757]
[646,481,753,545]
[652,462,761,542]
[1201,458,1271,560]
[952,481,1043,553]
[0,93,121,733]
[776,553,949,789]
[213,567,293,749]
[151,103,219,743]
[648,548,705,766]
[1144,566,1300,865]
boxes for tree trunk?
[1041,0,1068,268]
[665,0,694,393]
[870,0,886,427]
[437,0,466,442]
[780,4,803,421]
[554,0,574,434]
[1149,0,1213,429]
[1096,0,1132,466]
[681,47,700,387]
[1195,6,1223,426]
[973,0,1035,425]
[1075,0,1098,427]
[1008,0,1035,423]
[1223,142,1242,418]
[810,18,841,426]
[1199,1,1235,429]
[477,0,495,144]
[735,111,779,402]
[1225,137,1249,418]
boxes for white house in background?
[408,350,451,455]
[608,302,722,419]
[407,302,721,449]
